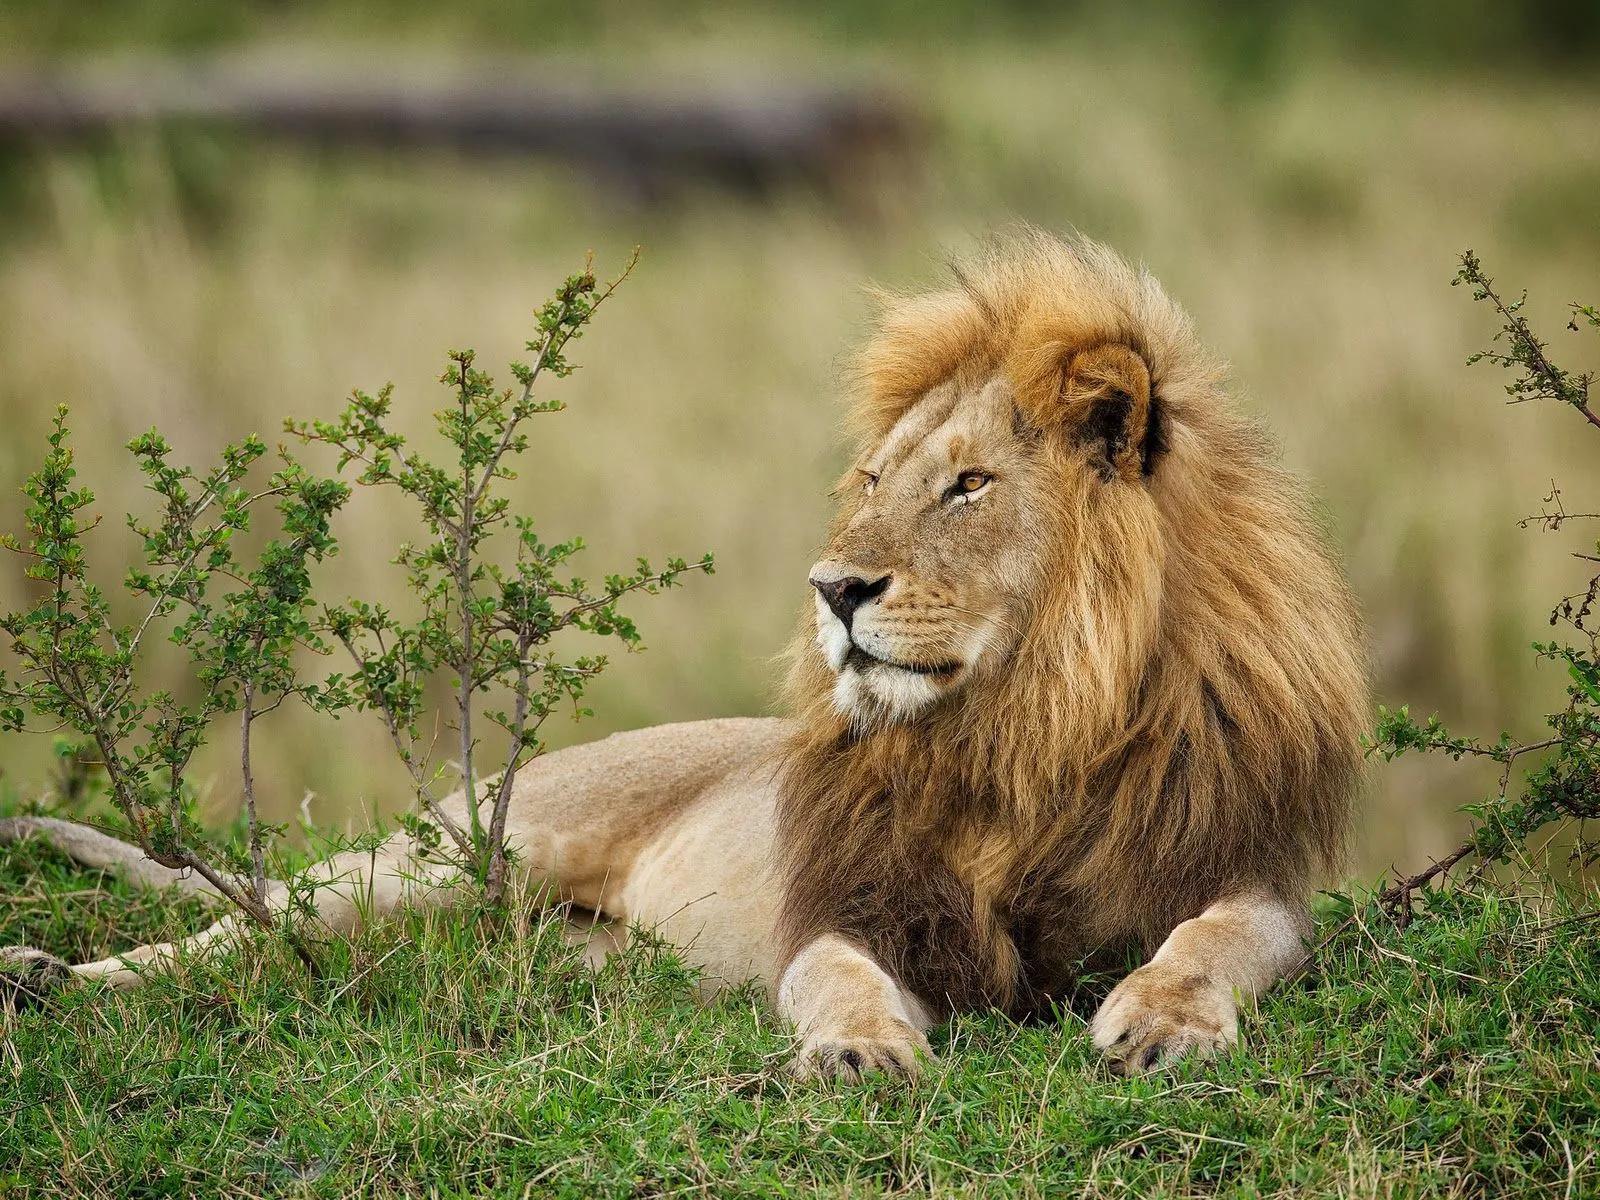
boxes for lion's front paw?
[789,1019,932,1084]
[1089,962,1237,1074]
[0,946,78,1009]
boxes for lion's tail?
[2,813,468,1003]
[0,815,224,899]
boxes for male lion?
[0,231,1367,1079]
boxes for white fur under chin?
[830,663,944,723]
[855,666,943,722]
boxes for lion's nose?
[810,573,891,628]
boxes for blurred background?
[0,0,1596,879]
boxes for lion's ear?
[1009,340,1165,481]
[1058,343,1157,482]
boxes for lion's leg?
[1088,889,1308,1074]
[777,934,936,1082]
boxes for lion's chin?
[830,660,959,724]
[813,607,975,724]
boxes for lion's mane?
[775,231,1368,1016]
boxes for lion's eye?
[861,472,878,496]
[950,471,992,501]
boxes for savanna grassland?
[2,5,1599,1196]
[4,835,1599,1196]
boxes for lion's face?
[810,375,1050,723]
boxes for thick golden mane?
[775,231,1369,1016]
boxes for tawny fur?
[777,229,1367,1017]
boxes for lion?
[0,230,1367,1080]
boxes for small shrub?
[294,251,712,906]
[0,412,348,956]
[0,251,711,946]
[1365,252,1599,919]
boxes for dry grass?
[0,33,1596,876]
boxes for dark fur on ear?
[1007,331,1164,482]
[1078,392,1134,480]
[1059,343,1156,483]
[1140,394,1168,476]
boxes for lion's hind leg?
[1,718,791,1003]
[0,814,224,1004]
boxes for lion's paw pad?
[789,1027,931,1084]
[1089,965,1237,1074]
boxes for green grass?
[2,833,1597,1197]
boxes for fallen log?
[0,57,922,203]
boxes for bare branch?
[332,629,473,861]
[240,669,267,907]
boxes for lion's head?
[799,231,1226,735]
[808,335,1165,726]
[777,230,1368,1013]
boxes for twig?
[1463,253,1600,432]
[240,652,267,907]
[1524,909,1600,936]
[332,629,473,861]
[1377,843,1477,929]
[484,626,535,907]
[453,355,482,860]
